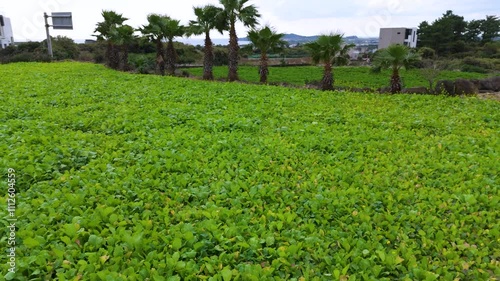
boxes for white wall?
[378,27,418,49]
[0,16,14,49]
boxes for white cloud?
[1,0,498,41]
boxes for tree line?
[418,11,499,57]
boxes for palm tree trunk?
[322,62,334,91]
[120,45,129,71]
[228,19,239,82]
[166,39,176,76]
[259,51,269,84]
[203,32,214,80]
[390,67,401,94]
[106,42,120,70]
[109,44,120,70]
[156,39,165,76]
[105,41,113,68]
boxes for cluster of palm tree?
[93,11,135,71]
[93,0,262,79]
[93,1,420,93]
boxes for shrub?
[78,51,95,62]
[461,57,495,73]
[418,47,436,59]
[213,49,229,66]
[128,53,156,74]
[461,64,488,73]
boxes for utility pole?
[44,12,53,58]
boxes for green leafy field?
[183,66,489,89]
[1,62,499,280]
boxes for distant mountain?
[243,33,361,44]
[282,33,320,43]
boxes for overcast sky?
[1,0,498,43]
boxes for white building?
[0,15,14,49]
[378,27,417,49]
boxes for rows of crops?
[0,62,499,280]
[182,66,489,89]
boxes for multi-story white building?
[378,27,417,49]
[0,15,14,49]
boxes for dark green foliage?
[482,42,500,58]
[480,15,500,43]
[17,41,43,53]
[128,53,156,74]
[0,41,58,63]
[0,42,50,63]
[461,64,488,73]
[418,11,467,56]
[213,48,229,66]
[77,42,107,63]
[41,36,80,61]
[93,10,129,70]
[418,47,436,59]
[461,57,495,73]
[418,12,500,56]
[173,42,202,65]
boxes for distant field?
[1,62,499,280]
[182,66,490,89]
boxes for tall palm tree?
[247,25,286,84]
[140,14,170,76]
[93,10,128,70]
[218,0,260,81]
[305,33,354,91]
[372,44,421,93]
[110,24,136,71]
[163,18,185,76]
[187,5,226,80]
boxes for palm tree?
[218,0,260,81]
[163,18,185,76]
[110,24,136,71]
[93,10,128,70]
[140,14,170,76]
[247,25,286,84]
[187,5,225,80]
[372,44,421,93]
[305,33,354,91]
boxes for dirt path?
[478,92,500,101]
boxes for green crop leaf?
[5,272,16,281]
[0,62,497,280]
[172,238,182,251]
[23,237,40,248]
[265,236,275,246]
[221,267,233,281]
